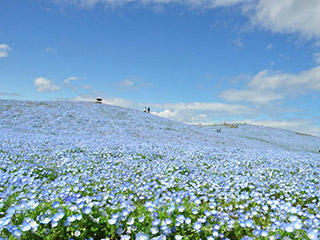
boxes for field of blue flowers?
[1,100,320,240]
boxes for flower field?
[1,100,320,240]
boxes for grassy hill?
[0,99,320,240]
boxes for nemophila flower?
[20,222,31,232]
[64,220,71,227]
[136,232,149,240]
[262,205,269,212]
[52,201,60,209]
[11,226,22,237]
[245,219,254,228]
[174,235,182,240]
[52,211,65,222]
[260,230,268,237]
[150,226,159,235]
[193,221,202,231]
[67,215,76,222]
[138,216,145,222]
[39,215,51,224]
[152,219,161,226]
[212,231,219,237]
[117,228,124,235]
[151,235,166,240]
[27,199,39,209]
[77,202,85,209]
[111,213,120,219]
[293,220,303,230]
[191,209,199,215]
[127,217,134,225]
[122,209,129,217]
[241,237,253,240]
[283,223,294,233]
[51,221,58,228]
[176,215,185,224]
[152,211,160,218]
[160,224,169,232]
[29,219,39,231]
[0,217,10,227]
[69,205,78,211]
[164,218,172,225]
[252,230,260,237]
[203,210,211,217]
[307,229,319,240]
[167,205,175,214]
[74,230,81,237]
[213,224,220,230]
[177,205,185,212]
[83,206,92,214]
[185,217,191,225]
[108,218,117,225]
[121,235,131,240]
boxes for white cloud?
[34,77,61,92]
[246,0,320,39]
[265,43,272,50]
[53,0,249,9]
[119,79,134,87]
[118,76,153,90]
[64,76,78,84]
[233,38,244,48]
[152,109,177,118]
[219,89,283,104]
[53,0,320,40]
[0,44,11,58]
[149,102,255,123]
[151,102,254,114]
[220,66,320,104]
[249,67,320,91]
[82,85,92,89]
[313,52,320,64]
[46,47,57,53]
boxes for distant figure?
[217,129,221,133]
[147,107,150,113]
[144,107,147,113]
[95,98,102,104]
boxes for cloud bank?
[53,0,320,39]
[220,66,320,104]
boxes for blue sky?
[1,0,320,136]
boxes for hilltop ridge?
[0,99,319,153]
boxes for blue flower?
[52,201,60,209]
[135,232,149,240]
[193,221,202,231]
[83,206,92,214]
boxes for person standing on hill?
[147,107,150,113]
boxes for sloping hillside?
[1,99,320,240]
[0,99,319,153]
